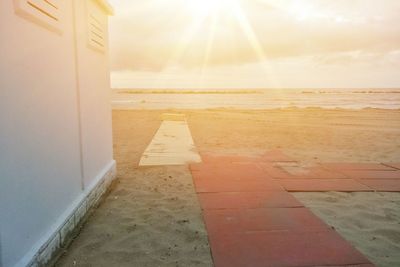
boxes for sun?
[186,0,239,18]
[187,0,216,16]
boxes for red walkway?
[189,151,400,267]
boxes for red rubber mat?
[203,207,330,234]
[261,149,297,162]
[193,174,284,192]
[208,231,372,267]
[279,179,372,192]
[198,191,303,210]
[190,152,376,267]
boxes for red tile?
[203,208,330,235]
[382,163,400,170]
[198,191,303,210]
[191,163,270,180]
[262,149,297,162]
[209,230,371,267]
[259,163,294,179]
[340,170,400,179]
[279,179,372,192]
[200,154,243,164]
[322,162,395,171]
[190,162,206,172]
[198,192,303,210]
[260,164,348,179]
[357,179,400,192]
[193,175,284,193]
[301,167,348,179]
[282,166,348,179]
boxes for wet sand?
[57,108,400,267]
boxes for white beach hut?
[0,1,115,266]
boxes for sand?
[57,108,400,267]
[56,166,212,267]
[98,166,210,266]
[56,111,213,267]
[293,192,400,267]
[186,108,400,163]
[294,192,400,267]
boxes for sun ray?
[201,13,218,80]
[151,11,210,88]
[151,0,280,88]
[232,3,280,88]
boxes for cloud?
[108,0,400,72]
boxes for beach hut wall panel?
[0,1,114,267]
[74,0,114,189]
[0,1,81,266]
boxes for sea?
[111,89,400,110]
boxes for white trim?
[14,160,117,267]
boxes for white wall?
[0,1,113,266]
[74,0,114,189]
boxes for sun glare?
[187,0,238,17]
[187,0,216,16]
[159,0,281,87]
[290,4,314,21]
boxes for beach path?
[190,154,378,267]
[139,114,201,166]
[56,110,399,267]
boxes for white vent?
[86,0,107,52]
[14,0,63,33]
[88,14,105,51]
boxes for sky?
[107,0,400,89]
